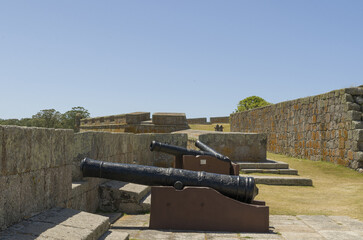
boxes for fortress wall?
[210,116,230,124]
[0,126,187,230]
[0,126,74,230]
[230,87,363,170]
[187,118,207,124]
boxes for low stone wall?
[81,114,127,126]
[0,125,187,230]
[230,87,363,170]
[80,112,190,134]
[210,116,230,124]
[0,126,73,230]
[198,133,267,162]
[187,118,207,124]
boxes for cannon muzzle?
[195,140,230,162]
[81,158,258,203]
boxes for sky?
[0,1,362,120]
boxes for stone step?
[141,192,151,211]
[236,160,289,170]
[99,181,151,214]
[98,230,129,240]
[0,207,110,240]
[241,168,298,175]
[246,175,313,186]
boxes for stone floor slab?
[98,230,129,240]
[108,214,363,240]
[319,230,363,240]
[172,232,205,240]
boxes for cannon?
[195,140,229,161]
[80,157,258,203]
[195,140,239,175]
[150,140,230,168]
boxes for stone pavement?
[110,214,363,240]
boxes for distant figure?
[214,124,224,132]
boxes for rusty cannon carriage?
[81,157,269,232]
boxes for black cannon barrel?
[80,158,258,203]
[150,141,230,163]
[195,140,230,162]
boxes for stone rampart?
[210,116,230,124]
[0,126,74,230]
[187,118,207,124]
[79,112,190,133]
[198,133,266,162]
[0,125,187,230]
[230,87,363,170]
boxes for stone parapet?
[210,116,230,124]
[152,112,187,125]
[187,118,207,124]
[0,126,74,230]
[126,112,151,124]
[0,126,188,231]
[198,132,267,162]
[230,87,363,170]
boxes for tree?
[0,106,91,131]
[32,109,62,128]
[61,106,90,130]
[235,96,271,112]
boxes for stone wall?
[198,133,267,162]
[210,116,230,124]
[0,125,187,230]
[187,118,207,124]
[230,87,363,170]
[0,126,73,230]
[80,112,190,133]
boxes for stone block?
[199,133,267,162]
[31,127,53,170]
[343,93,354,102]
[152,112,187,125]
[64,130,74,166]
[52,129,69,167]
[345,87,363,95]
[126,112,150,124]
[187,117,207,124]
[347,103,361,111]
[210,116,230,124]
[0,175,21,230]
[99,231,129,240]
[352,121,363,129]
[44,166,71,209]
[19,170,46,218]
[1,126,32,175]
[30,207,110,239]
[355,96,363,105]
[347,110,362,121]
[353,152,363,162]
[353,129,363,141]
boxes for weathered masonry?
[0,125,187,230]
[230,86,363,171]
[80,112,190,133]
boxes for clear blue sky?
[1,1,362,119]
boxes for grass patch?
[189,123,230,132]
[254,152,363,221]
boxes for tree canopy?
[235,96,271,112]
[0,106,90,131]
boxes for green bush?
[235,96,271,112]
